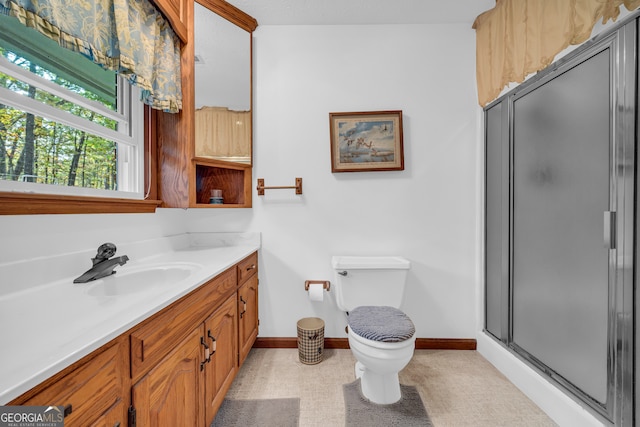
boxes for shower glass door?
[484,18,636,425]
[511,47,611,406]
[484,101,507,341]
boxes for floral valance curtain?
[0,0,182,112]
[473,0,640,107]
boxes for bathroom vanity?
[0,234,259,427]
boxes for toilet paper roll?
[308,283,324,302]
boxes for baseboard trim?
[252,337,349,349]
[253,337,476,350]
[416,338,477,350]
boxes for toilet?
[331,255,415,404]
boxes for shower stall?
[484,16,636,427]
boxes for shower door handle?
[604,211,616,249]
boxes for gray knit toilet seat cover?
[348,306,415,343]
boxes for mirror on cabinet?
[194,1,252,165]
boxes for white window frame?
[0,54,145,199]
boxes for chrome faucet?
[74,243,129,283]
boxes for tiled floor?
[224,348,558,426]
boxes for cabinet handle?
[200,336,211,370]
[246,264,256,271]
[240,296,247,318]
[113,422,120,427]
[208,330,217,355]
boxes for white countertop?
[0,233,260,404]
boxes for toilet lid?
[348,306,415,343]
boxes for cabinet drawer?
[237,252,258,285]
[19,338,127,427]
[130,267,237,380]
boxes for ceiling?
[224,0,496,26]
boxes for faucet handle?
[93,243,117,265]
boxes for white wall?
[185,23,481,339]
[0,209,185,265]
[0,23,481,339]
[0,23,481,341]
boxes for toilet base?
[346,319,416,405]
[355,362,402,404]
[355,361,365,379]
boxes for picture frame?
[329,110,404,173]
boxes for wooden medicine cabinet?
[157,0,257,208]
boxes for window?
[0,14,145,200]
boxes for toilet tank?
[331,256,410,312]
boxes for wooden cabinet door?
[203,294,238,425]
[88,401,125,427]
[132,326,205,427]
[238,274,258,366]
[19,337,127,427]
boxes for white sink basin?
[86,263,201,297]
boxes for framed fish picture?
[329,110,404,173]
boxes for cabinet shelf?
[193,161,251,208]
[193,157,252,169]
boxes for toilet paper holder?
[305,280,330,291]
